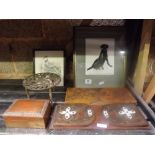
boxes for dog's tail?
[87,66,93,71]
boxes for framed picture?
[74,27,127,88]
[0,51,33,80]
[34,50,64,86]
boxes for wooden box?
[3,99,51,129]
[65,88,137,105]
[49,103,149,130]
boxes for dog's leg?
[106,58,112,67]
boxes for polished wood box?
[65,88,137,105]
[3,99,51,128]
[49,103,149,130]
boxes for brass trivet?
[23,73,61,100]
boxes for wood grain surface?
[49,103,149,130]
[65,88,137,105]
[133,20,154,95]
[143,75,155,103]
[3,99,51,128]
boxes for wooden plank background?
[0,19,125,83]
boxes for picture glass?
[75,35,126,88]
[0,51,33,79]
[85,38,115,75]
[35,50,64,86]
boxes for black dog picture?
[85,38,114,76]
[87,44,112,71]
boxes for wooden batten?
[133,20,154,95]
[143,74,155,103]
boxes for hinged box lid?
[3,99,50,118]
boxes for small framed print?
[34,50,64,86]
[74,27,127,88]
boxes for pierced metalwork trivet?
[23,73,61,100]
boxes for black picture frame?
[74,26,127,88]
